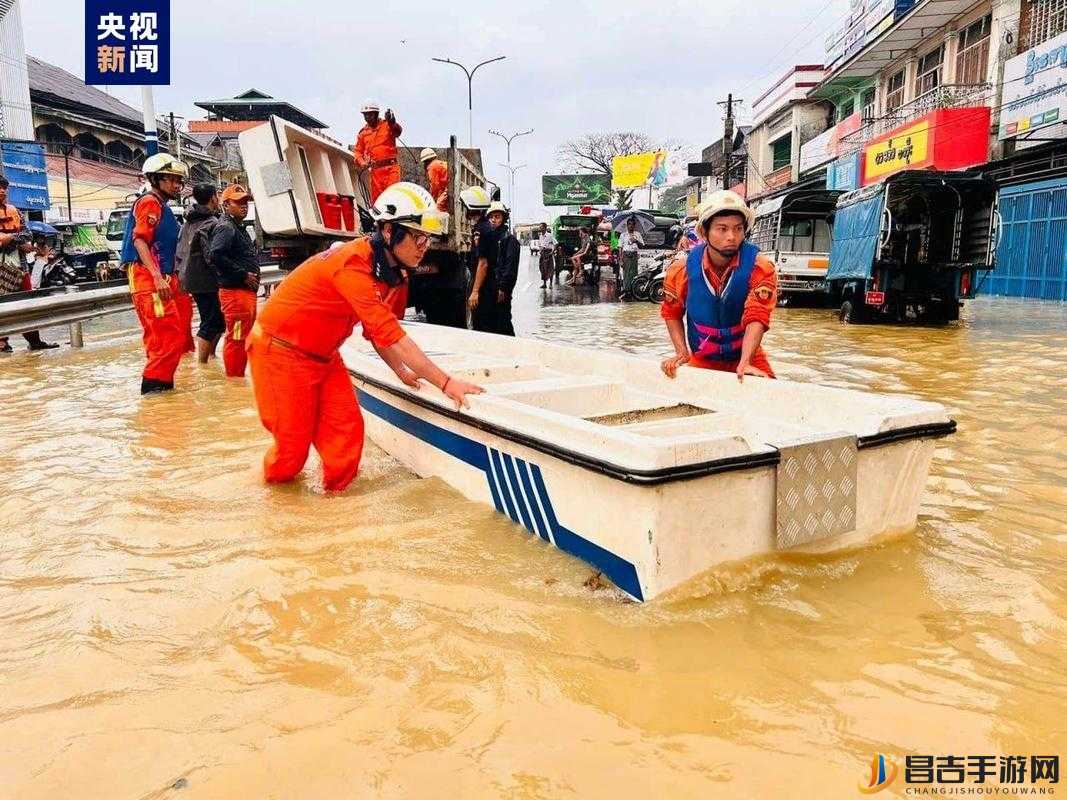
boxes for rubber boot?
[24,331,59,351]
[140,378,174,395]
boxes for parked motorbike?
[28,251,78,288]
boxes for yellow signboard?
[863,121,930,182]
[611,150,668,189]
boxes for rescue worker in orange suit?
[247,182,484,493]
[420,148,450,212]
[659,190,777,383]
[353,100,402,203]
[208,184,260,377]
[119,154,191,393]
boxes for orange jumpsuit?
[247,238,408,492]
[127,195,191,385]
[218,287,257,377]
[660,248,778,377]
[353,118,403,203]
[426,159,450,212]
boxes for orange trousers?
[129,266,186,383]
[175,286,194,353]
[218,287,257,377]
[247,330,365,492]
[369,164,401,203]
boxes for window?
[956,15,991,84]
[1024,0,1067,48]
[886,69,906,111]
[838,97,855,122]
[771,135,792,171]
[915,46,944,97]
[860,87,876,118]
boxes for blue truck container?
[827,170,997,323]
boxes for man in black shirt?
[207,184,260,377]
[176,183,222,362]
[468,201,519,336]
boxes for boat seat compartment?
[500,383,704,422]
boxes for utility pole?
[63,142,73,220]
[489,128,533,208]
[717,93,743,192]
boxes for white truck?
[238,115,486,327]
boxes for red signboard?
[860,107,991,186]
[828,112,863,158]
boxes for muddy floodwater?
[1,259,1065,798]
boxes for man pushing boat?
[247,182,483,493]
[659,190,777,382]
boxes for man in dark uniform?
[468,201,519,336]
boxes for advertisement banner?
[826,152,862,191]
[611,151,669,189]
[800,127,835,173]
[0,141,50,211]
[864,120,931,183]
[541,174,612,206]
[998,29,1067,141]
[84,0,171,85]
[860,107,990,185]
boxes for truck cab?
[750,188,841,303]
[827,170,997,323]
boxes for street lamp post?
[489,129,533,213]
[431,56,506,147]
[498,162,527,220]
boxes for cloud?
[25,0,843,220]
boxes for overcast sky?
[23,0,845,221]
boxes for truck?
[749,187,841,304]
[827,170,997,324]
[238,114,485,328]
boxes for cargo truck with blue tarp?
[827,170,998,324]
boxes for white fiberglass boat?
[341,324,953,602]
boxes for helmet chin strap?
[706,242,738,259]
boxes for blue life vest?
[119,194,180,275]
[684,241,759,362]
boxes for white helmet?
[459,185,491,211]
[486,201,509,217]
[361,99,380,113]
[696,190,754,232]
[420,148,438,163]
[141,153,189,179]
[371,181,449,236]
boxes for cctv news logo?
[860,754,1060,795]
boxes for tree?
[658,182,690,215]
[556,132,687,210]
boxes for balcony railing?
[839,83,994,154]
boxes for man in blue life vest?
[660,190,777,382]
[120,154,190,394]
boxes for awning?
[816,0,980,83]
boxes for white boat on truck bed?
[341,326,954,602]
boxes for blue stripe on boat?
[356,387,645,602]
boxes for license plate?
[865,291,885,306]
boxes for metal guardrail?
[0,265,285,343]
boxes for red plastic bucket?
[338,195,356,231]
[316,192,343,229]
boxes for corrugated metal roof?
[27,55,142,128]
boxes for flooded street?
[2,255,1065,798]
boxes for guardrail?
[0,265,285,345]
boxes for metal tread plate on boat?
[774,432,857,550]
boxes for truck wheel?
[839,299,865,324]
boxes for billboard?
[999,29,1067,141]
[0,141,50,212]
[826,152,862,191]
[611,151,669,189]
[541,174,612,206]
[860,107,991,186]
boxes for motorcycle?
[629,252,672,301]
